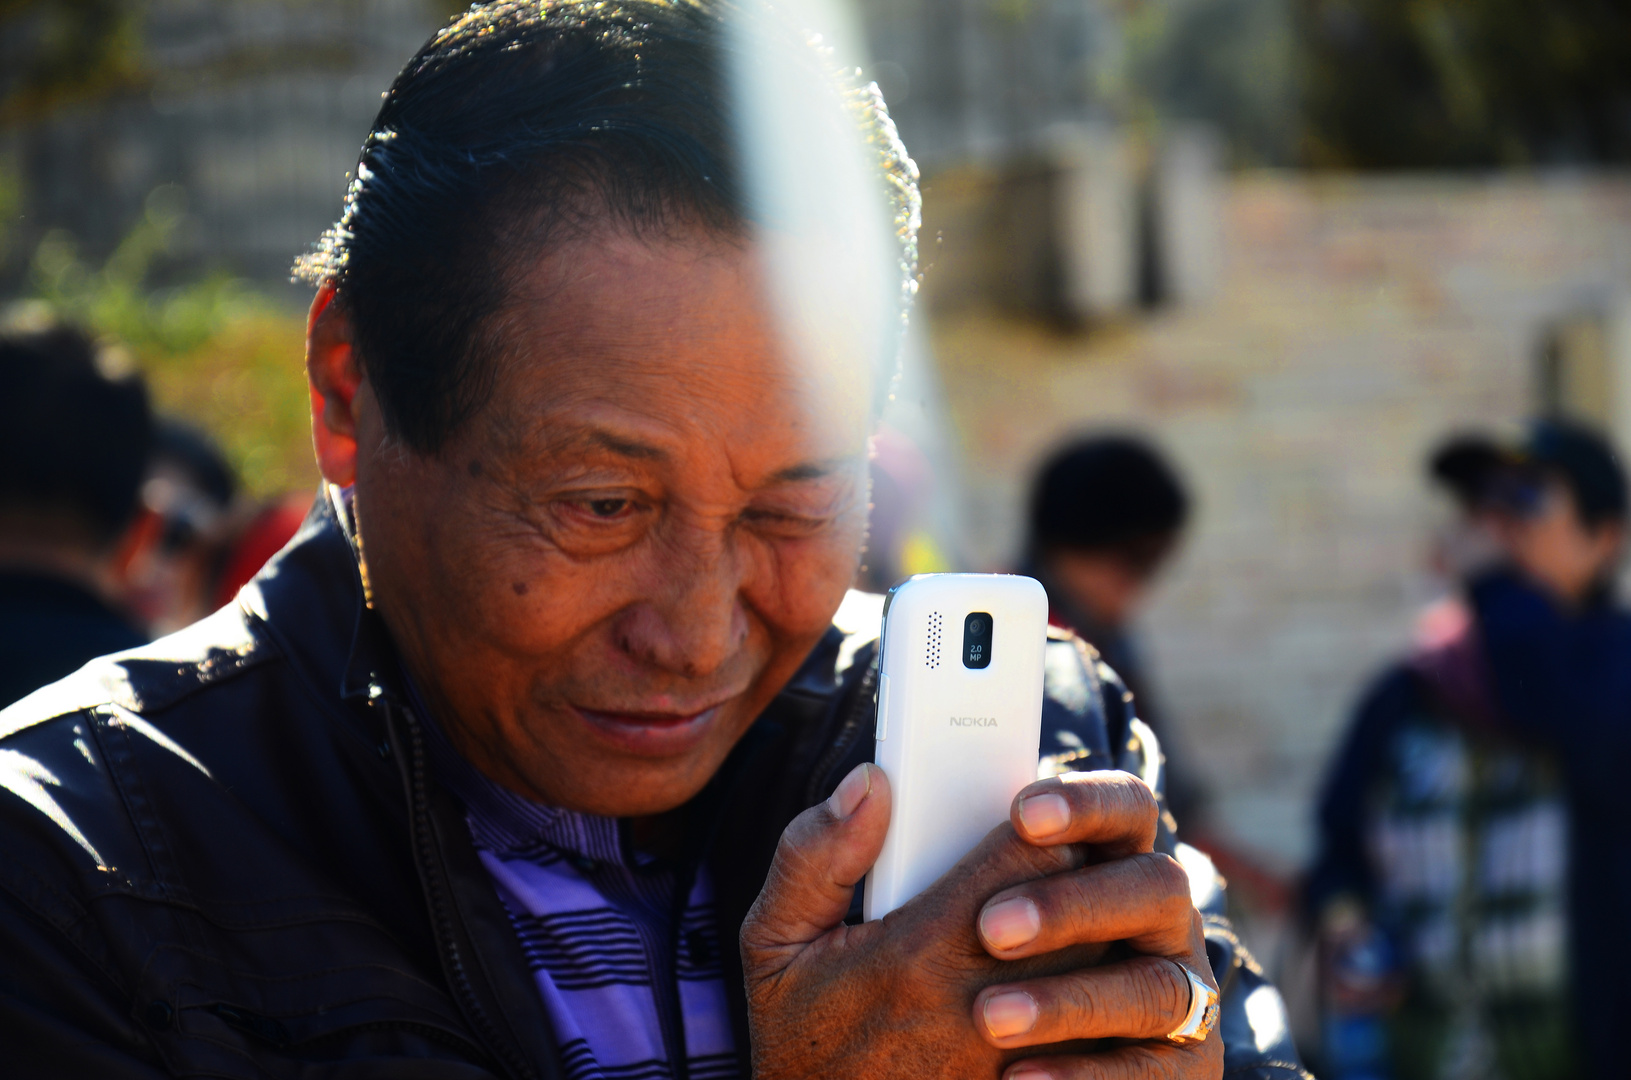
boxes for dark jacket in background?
[1308,626,1572,1080]
[1310,569,1631,1079]
[0,570,145,708]
[1471,570,1631,1080]
[0,493,1306,1078]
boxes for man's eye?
[585,498,631,518]
[744,507,826,535]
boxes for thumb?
[741,762,891,971]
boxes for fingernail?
[983,990,1039,1038]
[1019,792,1070,837]
[980,897,1041,950]
[1006,1070,1052,1080]
[826,763,872,820]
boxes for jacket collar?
[237,486,407,727]
[324,485,412,704]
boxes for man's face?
[349,229,873,817]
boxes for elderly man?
[0,4,1303,1078]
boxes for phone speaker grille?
[926,611,942,668]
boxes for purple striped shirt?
[419,706,741,1080]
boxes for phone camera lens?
[963,612,993,669]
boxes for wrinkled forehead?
[474,223,878,460]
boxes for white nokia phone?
[862,573,1049,921]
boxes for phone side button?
[875,672,890,741]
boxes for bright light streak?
[725,0,903,414]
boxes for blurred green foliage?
[25,186,315,497]
[0,0,144,125]
[1298,0,1631,167]
[1124,0,1631,168]
[1128,0,1299,166]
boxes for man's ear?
[307,283,364,487]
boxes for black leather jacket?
[0,493,1308,1078]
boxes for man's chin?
[455,693,759,815]
[543,743,730,819]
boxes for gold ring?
[1164,963,1219,1045]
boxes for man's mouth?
[571,703,731,757]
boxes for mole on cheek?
[468,460,483,478]
[512,582,529,596]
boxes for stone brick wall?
[922,170,1631,870]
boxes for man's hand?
[741,765,1222,1079]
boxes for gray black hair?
[295,0,919,454]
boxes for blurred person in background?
[128,419,310,634]
[1307,419,1627,1080]
[1022,434,1202,818]
[209,493,310,612]
[0,323,155,707]
[127,419,239,635]
[1461,420,1631,1080]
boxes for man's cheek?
[455,537,607,641]
[764,540,861,639]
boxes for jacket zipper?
[388,697,539,1080]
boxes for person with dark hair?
[1026,434,1190,647]
[132,422,318,631]
[1307,418,1629,1080]
[1460,419,1631,1080]
[125,419,240,635]
[0,5,1300,1078]
[0,323,155,706]
[1022,435,1198,810]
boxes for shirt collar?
[404,674,630,866]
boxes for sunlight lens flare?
[724,0,918,418]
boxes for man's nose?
[616,534,750,679]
